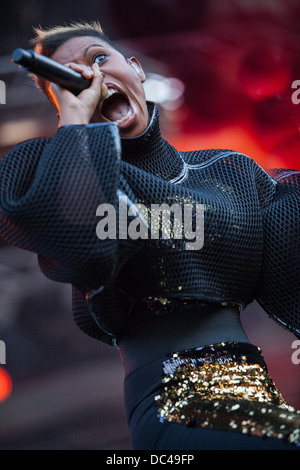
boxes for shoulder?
[180,147,259,167]
[179,148,278,195]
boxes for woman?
[0,21,299,450]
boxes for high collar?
[120,102,184,182]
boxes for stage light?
[0,367,12,402]
[143,73,185,110]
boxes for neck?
[121,102,185,181]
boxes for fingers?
[92,65,109,101]
[77,63,102,104]
[48,62,107,125]
[64,62,94,80]
[65,62,106,98]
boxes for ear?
[127,56,146,82]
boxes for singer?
[0,21,300,450]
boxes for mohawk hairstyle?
[29,20,116,104]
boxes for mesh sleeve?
[254,169,300,338]
[0,122,141,287]
[0,123,143,344]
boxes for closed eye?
[93,53,108,65]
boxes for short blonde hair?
[30,21,106,54]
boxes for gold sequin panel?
[155,342,300,445]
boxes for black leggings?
[123,343,300,450]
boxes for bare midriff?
[118,303,250,375]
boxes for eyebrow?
[83,44,106,58]
[59,44,107,65]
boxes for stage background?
[0,0,299,450]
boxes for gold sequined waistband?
[155,341,300,445]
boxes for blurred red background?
[0,0,299,450]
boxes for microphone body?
[11,48,92,95]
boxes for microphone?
[11,48,92,95]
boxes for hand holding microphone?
[11,48,108,98]
[11,48,108,125]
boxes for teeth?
[107,88,118,98]
[101,87,117,103]
[100,87,133,125]
[116,107,133,125]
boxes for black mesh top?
[0,102,299,346]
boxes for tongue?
[102,95,130,122]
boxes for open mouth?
[100,88,133,126]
